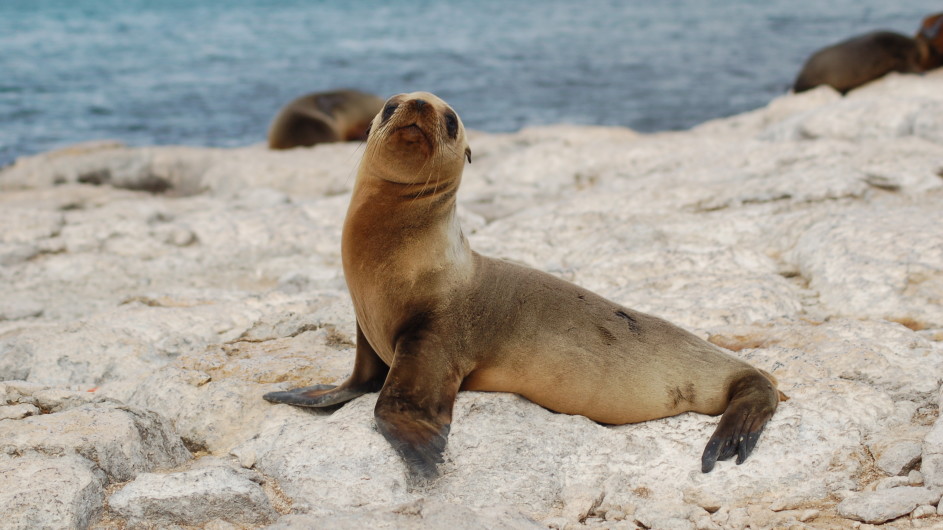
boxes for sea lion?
[793,31,925,94]
[264,92,784,477]
[267,89,384,149]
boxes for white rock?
[923,415,943,488]
[789,205,943,330]
[0,208,64,245]
[0,141,359,198]
[0,403,39,420]
[755,70,943,143]
[0,299,44,321]
[267,500,542,529]
[0,242,39,267]
[0,454,105,529]
[0,382,191,482]
[109,464,277,526]
[874,476,911,490]
[693,514,721,530]
[202,520,244,530]
[798,509,819,522]
[911,504,936,519]
[875,440,924,476]
[836,487,942,524]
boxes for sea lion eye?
[444,111,458,139]
[381,103,398,123]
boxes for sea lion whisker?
[343,141,369,187]
[410,156,436,205]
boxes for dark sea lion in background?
[794,13,943,95]
[267,89,384,149]
[793,31,924,94]
[264,92,785,477]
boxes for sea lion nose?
[413,99,427,110]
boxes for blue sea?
[0,0,938,166]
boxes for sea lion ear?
[465,147,472,164]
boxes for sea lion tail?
[700,370,780,473]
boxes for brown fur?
[267,89,383,149]
[264,92,783,477]
[918,13,943,71]
[795,14,943,95]
[794,31,924,94]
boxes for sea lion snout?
[394,123,428,146]
[379,96,431,124]
[401,98,434,122]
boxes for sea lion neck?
[353,166,461,209]
[916,37,934,70]
[342,169,467,272]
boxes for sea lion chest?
[342,194,469,365]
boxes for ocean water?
[0,0,938,166]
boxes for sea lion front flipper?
[701,371,780,473]
[263,321,389,407]
[374,332,462,479]
[263,383,361,407]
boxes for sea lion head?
[920,13,943,41]
[362,92,472,185]
[917,13,943,66]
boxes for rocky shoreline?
[2,70,943,529]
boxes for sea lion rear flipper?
[374,333,462,479]
[263,321,389,407]
[701,371,780,473]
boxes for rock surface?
[924,389,943,489]
[268,500,544,530]
[0,381,191,528]
[836,487,942,524]
[2,71,943,528]
[109,459,278,526]
[0,454,105,530]
[875,440,923,476]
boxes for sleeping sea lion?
[267,89,384,149]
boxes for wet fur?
[264,92,783,477]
